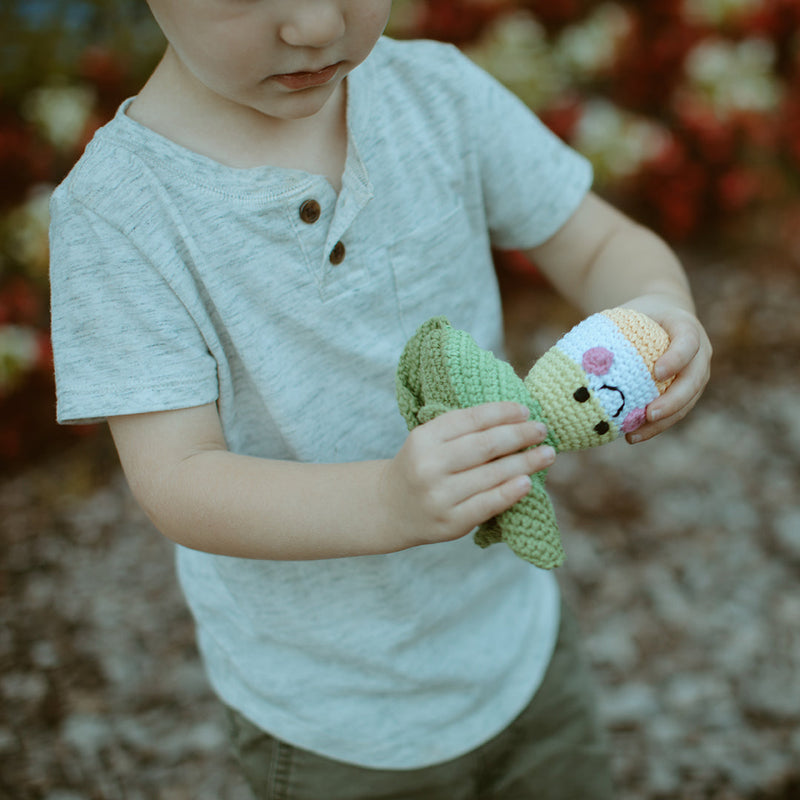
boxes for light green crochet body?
[396,316,565,569]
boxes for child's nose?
[279,1,346,49]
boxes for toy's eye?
[594,421,610,435]
[573,387,590,403]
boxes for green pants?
[226,604,614,800]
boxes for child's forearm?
[527,192,695,316]
[148,450,401,559]
[109,401,551,560]
[577,224,695,316]
[109,406,398,559]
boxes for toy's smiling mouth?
[598,384,625,417]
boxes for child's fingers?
[627,393,699,443]
[427,402,531,443]
[626,309,711,444]
[653,318,702,382]
[628,353,710,443]
[451,474,534,532]
[443,417,549,473]
[447,443,556,505]
[650,355,709,421]
[391,403,553,544]
[647,319,711,418]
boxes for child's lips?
[271,63,341,90]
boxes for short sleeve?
[49,189,219,424]
[451,47,593,250]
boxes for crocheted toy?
[396,308,674,569]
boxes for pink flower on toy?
[582,346,614,375]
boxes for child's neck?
[128,50,348,192]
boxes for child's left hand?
[623,303,712,443]
[525,192,711,444]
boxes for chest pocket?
[389,202,495,339]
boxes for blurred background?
[1,1,799,798]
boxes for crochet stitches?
[396,308,673,568]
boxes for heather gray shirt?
[50,38,592,768]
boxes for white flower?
[3,185,53,279]
[572,99,672,182]
[555,3,634,79]
[464,12,567,109]
[0,325,40,392]
[682,37,782,115]
[22,83,96,151]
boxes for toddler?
[49,1,711,798]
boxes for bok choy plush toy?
[396,308,673,569]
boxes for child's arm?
[524,192,712,444]
[108,400,555,560]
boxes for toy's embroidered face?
[524,309,672,452]
[573,383,614,435]
[524,346,617,452]
[576,344,648,435]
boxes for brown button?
[329,241,346,265]
[299,199,321,224]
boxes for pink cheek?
[621,408,647,433]
[582,346,614,376]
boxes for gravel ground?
[2,248,799,800]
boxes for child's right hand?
[380,402,556,549]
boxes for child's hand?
[381,402,556,548]
[625,305,712,444]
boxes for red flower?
[611,13,703,113]
[538,96,584,141]
[79,47,132,118]
[672,96,737,165]
[734,109,778,151]
[716,167,764,212]
[0,277,44,327]
[0,114,53,211]
[416,0,513,44]
[633,140,710,240]
[744,0,800,39]
[779,91,800,168]
[36,332,53,372]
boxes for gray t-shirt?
[49,37,592,769]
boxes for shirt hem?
[202,571,561,771]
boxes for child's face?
[146,0,392,121]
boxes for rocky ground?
[2,246,799,800]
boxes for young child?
[49,1,711,797]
